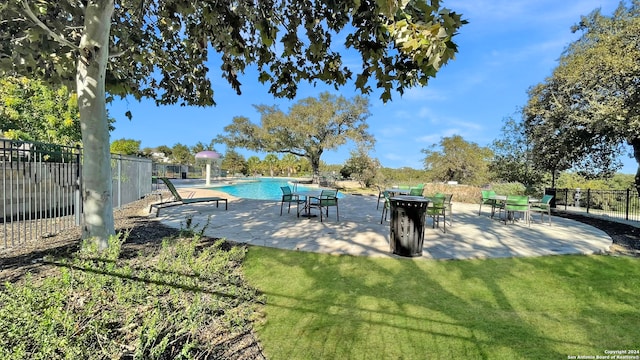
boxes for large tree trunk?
[77,1,115,249]
[310,155,321,184]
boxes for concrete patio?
[151,185,613,260]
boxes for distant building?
[150,152,170,163]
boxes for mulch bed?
[555,212,640,257]
[0,199,266,359]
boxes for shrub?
[0,231,261,359]
[490,182,526,196]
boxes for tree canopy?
[190,139,218,155]
[221,149,247,176]
[219,92,373,181]
[170,143,193,165]
[0,0,465,247]
[341,145,381,187]
[110,138,140,155]
[422,135,492,185]
[523,1,640,190]
[0,76,81,145]
[490,115,547,188]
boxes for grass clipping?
[0,229,264,359]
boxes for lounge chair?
[150,177,228,215]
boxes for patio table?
[386,188,411,196]
[293,190,323,218]
[490,195,540,204]
[489,195,539,222]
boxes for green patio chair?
[280,186,305,216]
[426,194,447,233]
[431,192,453,226]
[479,190,496,216]
[409,187,424,196]
[503,195,530,226]
[308,189,339,222]
[530,194,554,225]
[443,193,453,226]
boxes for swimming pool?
[209,178,340,200]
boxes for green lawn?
[243,248,640,359]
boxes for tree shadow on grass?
[245,248,633,359]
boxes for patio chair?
[150,177,228,215]
[409,187,424,196]
[442,193,453,226]
[380,190,391,224]
[530,194,554,225]
[479,190,496,216]
[503,195,530,226]
[308,189,339,222]
[280,186,305,216]
[430,192,453,225]
[376,185,384,209]
[426,194,447,233]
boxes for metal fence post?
[626,188,631,221]
[75,145,82,226]
[117,154,122,208]
[138,158,143,200]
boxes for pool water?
[210,178,332,200]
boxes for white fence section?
[1,139,153,250]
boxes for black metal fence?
[1,139,153,250]
[112,154,153,208]
[547,188,640,223]
[152,163,203,181]
[1,139,80,249]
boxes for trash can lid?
[390,196,430,202]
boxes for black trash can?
[389,196,430,257]
[181,172,187,179]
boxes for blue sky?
[107,0,635,174]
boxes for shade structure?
[195,151,221,160]
[195,151,222,185]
